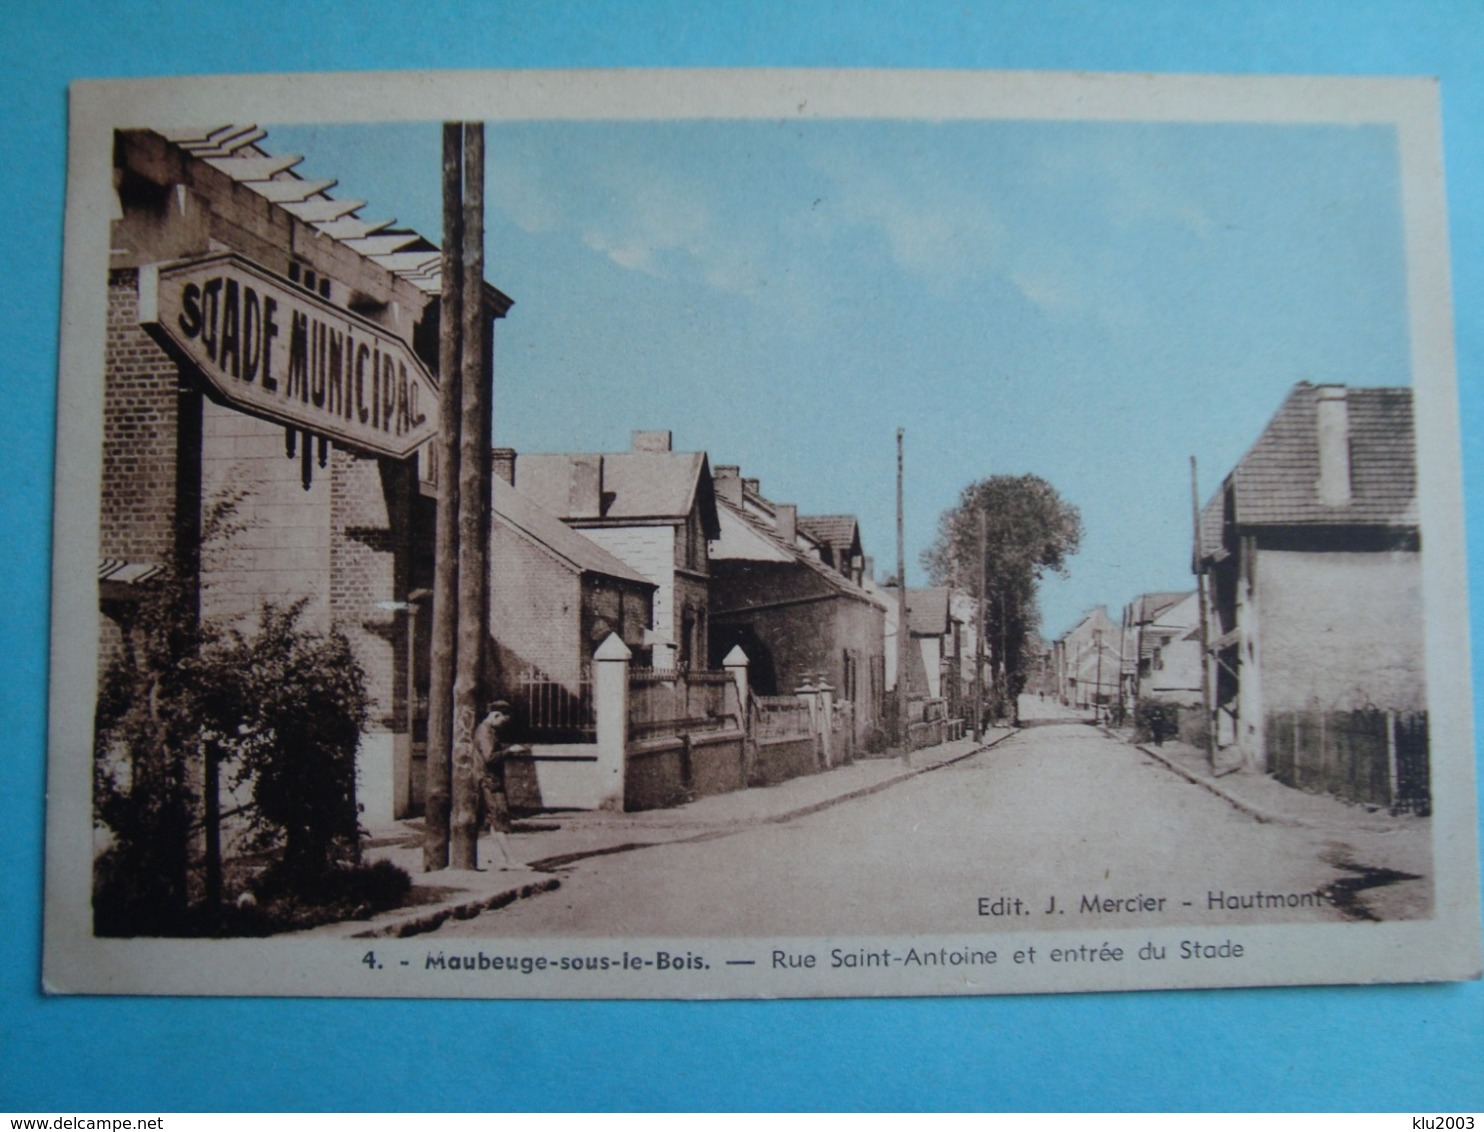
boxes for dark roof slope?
[714,496,879,606]
[798,514,860,551]
[1200,383,1416,557]
[1134,591,1193,624]
[907,586,953,636]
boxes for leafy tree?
[922,474,1082,723]
[94,568,216,934]
[95,584,371,933]
[221,600,370,886]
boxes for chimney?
[1315,385,1352,507]
[863,554,875,582]
[491,447,516,486]
[743,477,761,497]
[632,429,672,453]
[776,503,797,546]
[713,464,743,507]
[568,454,603,516]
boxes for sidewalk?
[313,728,1015,939]
[1116,728,1434,919]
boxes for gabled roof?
[907,586,953,637]
[798,514,861,555]
[515,451,720,536]
[711,504,796,563]
[1133,590,1194,624]
[492,478,654,588]
[1199,383,1416,558]
[712,496,878,606]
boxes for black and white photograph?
[44,69,1481,998]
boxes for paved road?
[434,715,1427,938]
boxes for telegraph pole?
[1190,455,1216,772]
[451,123,490,870]
[1093,627,1104,724]
[972,507,986,741]
[424,123,464,872]
[895,428,908,747]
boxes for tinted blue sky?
[272,117,1409,636]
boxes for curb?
[351,732,1020,937]
[525,729,1019,871]
[348,877,562,940]
[1130,739,1294,827]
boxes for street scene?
[352,694,1429,941]
[60,77,1470,1001]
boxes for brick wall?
[329,450,409,730]
[582,525,676,640]
[199,402,332,628]
[102,271,179,568]
[489,520,582,689]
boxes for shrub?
[1135,700,1181,745]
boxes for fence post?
[1386,709,1399,809]
[592,632,631,811]
[723,645,750,732]
[796,677,819,766]
[817,675,835,768]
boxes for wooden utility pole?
[895,428,908,747]
[1190,455,1216,772]
[1118,599,1130,725]
[1093,627,1104,724]
[451,123,490,870]
[424,123,464,872]
[972,507,986,741]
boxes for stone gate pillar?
[817,675,835,768]
[593,633,632,811]
[723,645,750,731]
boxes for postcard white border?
[45,68,1482,998]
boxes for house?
[1125,590,1202,709]
[797,515,866,584]
[707,466,888,753]
[1196,382,1427,809]
[484,463,656,734]
[1054,606,1123,711]
[511,431,720,670]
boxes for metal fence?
[509,669,595,744]
[752,694,814,741]
[628,667,736,740]
[1265,708,1429,814]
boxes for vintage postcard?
[45,69,1481,998]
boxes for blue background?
[3,1,1481,1112]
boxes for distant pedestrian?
[475,701,521,870]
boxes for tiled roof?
[1199,383,1416,558]
[1134,591,1193,624]
[154,125,503,302]
[715,496,879,605]
[798,514,859,552]
[492,478,654,588]
[907,586,953,636]
[515,451,719,534]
